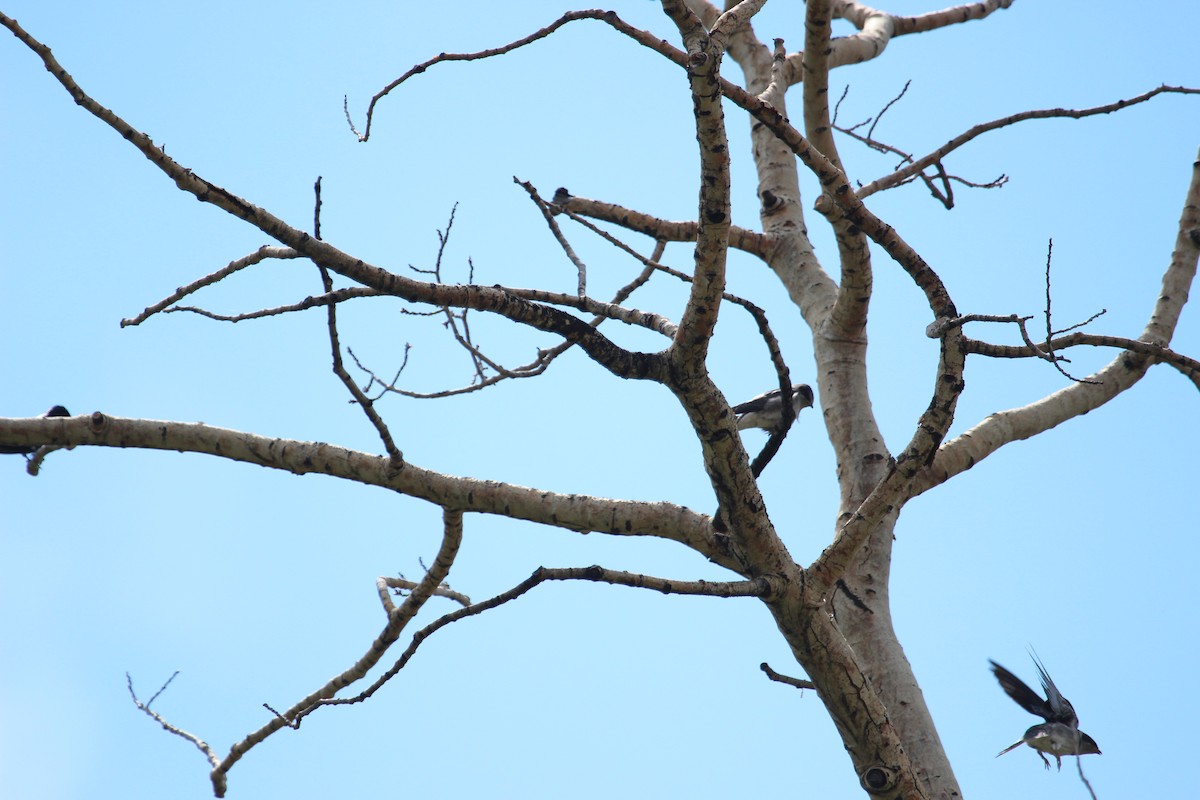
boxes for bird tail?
[995,740,1024,758]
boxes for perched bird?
[990,655,1101,770]
[0,405,70,455]
[550,187,572,208]
[732,383,813,431]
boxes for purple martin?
[0,405,70,456]
[732,383,813,431]
[990,655,1101,770]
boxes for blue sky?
[2,2,1197,798]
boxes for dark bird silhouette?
[550,187,572,208]
[0,405,70,455]
[990,655,1101,770]
[732,384,814,431]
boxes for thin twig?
[313,176,322,239]
[163,287,381,323]
[1043,239,1055,350]
[1040,240,1102,384]
[1075,753,1099,800]
[962,332,1200,389]
[858,85,1200,199]
[867,80,911,143]
[833,81,1005,208]
[299,565,767,719]
[543,188,767,257]
[210,508,466,794]
[516,177,587,296]
[760,662,817,691]
[319,261,403,461]
[121,246,303,327]
[127,672,220,769]
[383,576,472,607]
[347,11,626,143]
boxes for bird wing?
[732,384,813,415]
[990,660,1053,720]
[1030,653,1080,726]
[732,388,781,416]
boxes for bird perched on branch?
[550,186,572,209]
[732,384,813,431]
[989,655,1101,770]
[0,405,70,456]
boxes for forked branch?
[120,246,305,328]
[127,672,220,770]
[0,12,665,386]
[300,563,769,723]
[211,507,463,794]
[962,331,1200,390]
[914,150,1200,496]
[858,85,1200,200]
[551,189,768,258]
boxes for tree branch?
[884,0,1016,35]
[0,412,728,560]
[858,85,1200,200]
[127,672,220,771]
[653,0,797,576]
[662,0,735,368]
[961,332,1200,389]
[208,507,465,796]
[773,0,1015,88]
[162,287,382,324]
[690,61,960,320]
[551,191,767,259]
[517,179,588,296]
[809,332,965,588]
[913,149,1200,496]
[382,575,471,607]
[345,10,633,142]
[318,261,403,463]
[760,661,817,691]
[120,246,304,328]
[805,1,875,341]
[299,563,767,726]
[832,83,1008,208]
[0,13,666,386]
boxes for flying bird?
[989,655,1101,770]
[0,405,70,456]
[732,383,813,431]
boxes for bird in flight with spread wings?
[989,654,1101,770]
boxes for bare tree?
[2,2,1197,798]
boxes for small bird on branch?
[0,405,70,456]
[989,654,1101,770]
[709,384,814,533]
[732,384,813,431]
